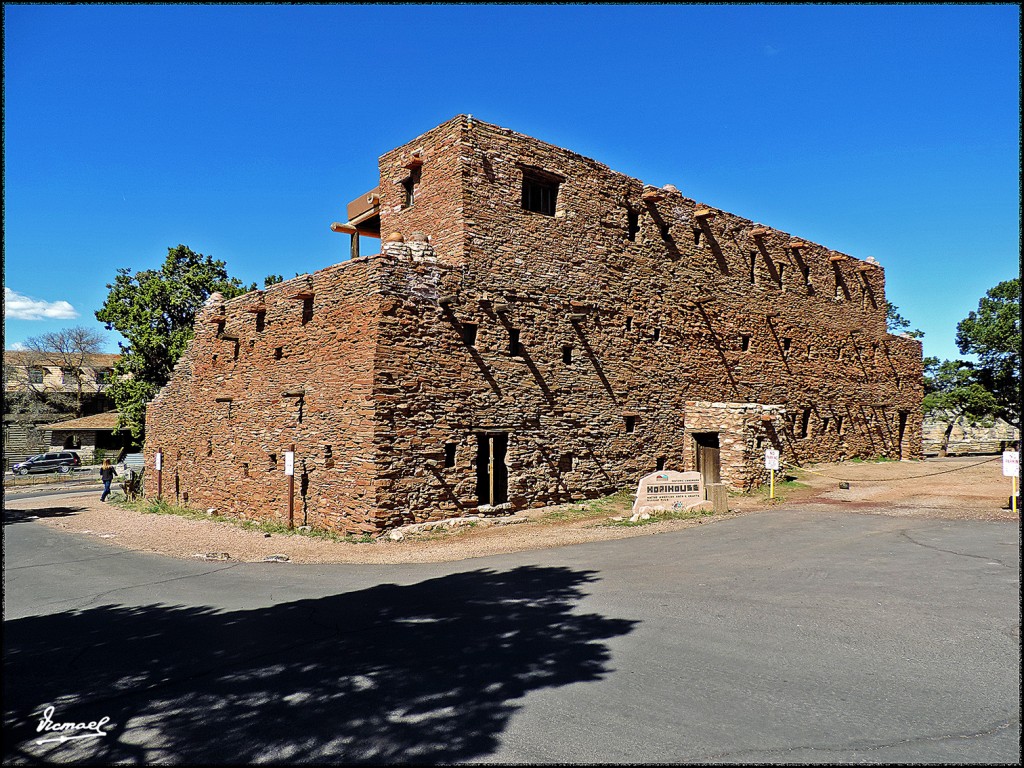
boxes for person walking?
[99,459,116,502]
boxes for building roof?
[38,411,121,431]
[3,350,120,367]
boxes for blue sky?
[4,4,1019,364]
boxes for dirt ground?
[5,456,1018,565]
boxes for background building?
[145,116,923,534]
[3,350,120,469]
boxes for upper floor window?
[61,367,78,385]
[402,167,421,208]
[28,367,44,385]
[521,169,560,216]
[96,369,112,385]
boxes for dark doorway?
[693,432,721,499]
[476,433,509,506]
[897,411,909,460]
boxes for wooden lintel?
[282,389,305,398]
[215,397,233,403]
[244,306,267,314]
[568,313,587,321]
[403,155,424,170]
[694,208,715,218]
[828,255,846,263]
[760,414,774,422]
[288,292,314,301]
[789,241,807,249]
[855,264,873,272]
[438,295,456,306]
[492,302,510,312]
[750,227,769,237]
[642,191,664,203]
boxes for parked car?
[12,451,82,475]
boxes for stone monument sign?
[632,470,704,517]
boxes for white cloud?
[9,341,28,350]
[4,287,78,320]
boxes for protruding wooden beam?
[750,227,769,238]
[828,254,846,263]
[694,207,715,219]
[642,190,664,203]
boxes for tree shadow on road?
[3,565,637,764]
[3,506,85,526]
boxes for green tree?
[885,301,924,338]
[956,278,1020,428]
[263,274,284,287]
[922,356,999,456]
[95,245,252,440]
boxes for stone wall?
[146,259,384,534]
[922,416,1019,456]
[146,115,923,534]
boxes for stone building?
[144,115,923,534]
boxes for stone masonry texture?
[145,116,923,534]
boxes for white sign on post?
[154,452,162,471]
[764,449,780,471]
[1002,451,1019,478]
[284,451,295,477]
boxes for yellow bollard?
[770,468,775,500]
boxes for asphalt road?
[2,504,1019,764]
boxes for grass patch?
[539,488,634,523]
[116,498,375,544]
[601,506,724,527]
[848,456,898,464]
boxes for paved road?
[2,505,1019,764]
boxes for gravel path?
[5,456,1015,564]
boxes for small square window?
[444,443,457,468]
[562,345,573,365]
[522,171,559,216]
[462,323,478,347]
[274,347,283,359]
[656,457,666,471]
[558,453,574,472]
[782,338,792,359]
[625,416,637,434]
[740,334,751,352]
[29,368,44,384]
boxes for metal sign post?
[285,446,296,529]
[765,449,780,499]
